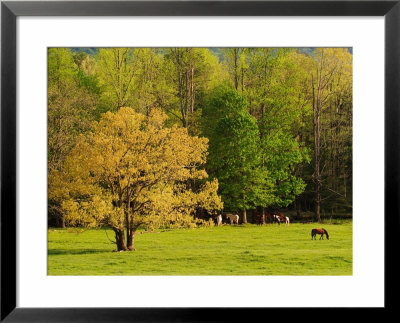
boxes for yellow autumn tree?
[49,107,223,251]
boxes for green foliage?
[48,48,76,88]
[96,48,136,111]
[48,48,103,226]
[48,47,353,230]
[259,118,309,208]
[203,87,273,212]
[202,84,247,136]
[48,48,100,171]
[162,48,227,131]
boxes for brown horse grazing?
[254,213,265,225]
[311,228,329,240]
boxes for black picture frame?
[1,0,398,321]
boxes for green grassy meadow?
[48,222,352,275]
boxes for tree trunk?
[312,74,322,224]
[241,66,244,92]
[316,197,321,223]
[242,209,247,224]
[114,229,128,251]
[125,195,136,251]
[314,110,322,223]
[261,207,266,224]
[314,128,322,223]
[294,197,301,218]
[175,49,188,128]
[234,49,239,90]
[261,103,266,118]
[127,231,135,251]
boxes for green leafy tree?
[309,48,353,221]
[163,48,226,133]
[203,86,272,223]
[229,48,311,215]
[48,48,99,226]
[259,121,308,208]
[96,48,136,111]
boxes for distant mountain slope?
[70,47,352,58]
[70,47,98,55]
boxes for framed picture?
[1,0,398,321]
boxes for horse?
[311,228,329,240]
[254,213,265,225]
[225,213,239,225]
[284,216,290,225]
[272,214,280,224]
[272,213,289,226]
[216,214,222,226]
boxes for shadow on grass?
[48,248,111,255]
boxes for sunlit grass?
[48,222,352,275]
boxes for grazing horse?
[284,216,290,225]
[254,213,265,225]
[272,213,289,226]
[311,228,329,240]
[226,213,239,225]
[216,214,222,226]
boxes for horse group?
[215,212,289,226]
[215,213,330,241]
[216,213,239,226]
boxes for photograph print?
[48,47,352,275]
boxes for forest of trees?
[48,47,352,249]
